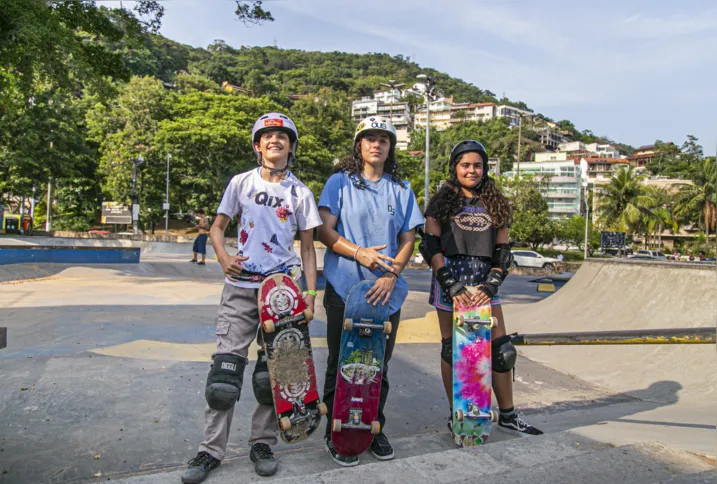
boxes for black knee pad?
[492,335,517,373]
[252,349,273,406]
[205,354,246,410]
[441,337,453,365]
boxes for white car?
[511,250,559,269]
[628,250,666,260]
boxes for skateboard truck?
[455,315,497,331]
[332,408,380,434]
[279,401,328,431]
[262,308,314,333]
[455,408,498,422]
[343,318,392,335]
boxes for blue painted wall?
[0,246,140,265]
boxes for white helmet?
[252,113,299,174]
[354,116,397,147]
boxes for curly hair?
[332,135,404,188]
[426,154,512,228]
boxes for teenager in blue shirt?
[317,116,424,466]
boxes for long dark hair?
[426,154,512,227]
[332,135,404,188]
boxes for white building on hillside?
[504,160,583,220]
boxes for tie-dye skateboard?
[331,280,392,456]
[452,287,498,447]
[259,273,327,444]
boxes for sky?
[113,0,716,153]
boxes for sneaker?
[249,443,278,476]
[197,261,206,266]
[497,412,544,437]
[369,432,394,460]
[189,259,197,263]
[447,410,453,433]
[325,438,359,467]
[181,451,220,484]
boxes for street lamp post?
[165,153,171,236]
[416,74,435,211]
[132,155,144,236]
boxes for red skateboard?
[258,273,326,444]
[331,280,392,456]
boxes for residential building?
[449,102,497,126]
[496,105,534,127]
[535,126,568,151]
[504,160,583,220]
[558,141,587,153]
[373,88,402,104]
[585,142,620,158]
[350,97,379,122]
[579,157,630,183]
[534,152,569,162]
[414,97,454,131]
[627,143,673,171]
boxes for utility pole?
[380,79,405,123]
[517,115,522,177]
[584,185,589,260]
[45,178,52,232]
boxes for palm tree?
[596,165,657,238]
[673,157,717,242]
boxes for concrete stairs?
[107,429,714,484]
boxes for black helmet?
[449,140,488,167]
[448,140,490,191]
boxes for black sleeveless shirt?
[425,197,496,258]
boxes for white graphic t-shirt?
[217,168,321,288]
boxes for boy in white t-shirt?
[182,113,322,484]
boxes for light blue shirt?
[318,172,425,314]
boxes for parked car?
[511,250,559,269]
[628,250,666,260]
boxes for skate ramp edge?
[503,259,717,402]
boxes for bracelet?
[305,290,317,297]
[384,271,398,279]
[352,245,361,260]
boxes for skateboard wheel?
[332,419,342,432]
[490,410,498,422]
[279,417,292,431]
[370,421,380,435]
[262,320,275,333]
[489,317,498,329]
[317,402,328,416]
[383,321,392,334]
[302,308,314,323]
[456,409,464,421]
[456,315,464,327]
[343,319,354,332]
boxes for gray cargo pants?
[198,283,277,460]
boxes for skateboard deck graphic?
[258,273,326,444]
[331,280,391,456]
[452,288,497,447]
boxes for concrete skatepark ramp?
[504,259,717,404]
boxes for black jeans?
[322,281,401,438]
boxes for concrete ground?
[0,253,714,483]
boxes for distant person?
[421,140,543,438]
[189,209,209,265]
[182,113,321,484]
[557,252,564,262]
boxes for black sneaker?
[189,259,197,263]
[447,410,453,433]
[497,412,544,437]
[197,261,206,266]
[325,438,359,467]
[369,432,394,460]
[249,443,278,476]
[181,451,220,484]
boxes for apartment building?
[504,160,583,219]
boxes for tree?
[501,175,557,250]
[595,165,656,236]
[673,157,717,243]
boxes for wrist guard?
[437,266,467,298]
